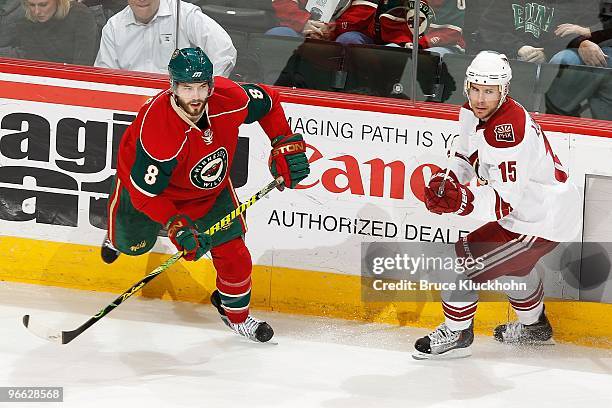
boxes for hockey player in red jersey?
[100,47,310,343]
[331,0,465,52]
[413,51,581,359]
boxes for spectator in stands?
[328,0,465,53]
[549,0,611,66]
[268,0,465,54]
[0,0,22,51]
[0,0,98,65]
[545,0,611,120]
[267,0,342,40]
[95,0,236,76]
[470,0,599,62]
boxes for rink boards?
[1,61,612,348]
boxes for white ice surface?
[1,281,611,408]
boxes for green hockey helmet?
[168,47,214,88]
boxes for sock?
[211,238,252,323]
[442,300,477,331]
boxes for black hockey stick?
[22,176,284,344]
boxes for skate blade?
[412,346,472,360]
[236,337,278,345]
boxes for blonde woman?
[12,0,97,65]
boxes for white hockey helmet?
[464,51,512,109]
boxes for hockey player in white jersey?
[413,51,581,360]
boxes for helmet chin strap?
[496,83,509,110]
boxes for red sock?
[211,238,252,323]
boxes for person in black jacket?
[549,0,611,66]
[545,1,611,120]
[469,0,600,62]
[0,0,22,51]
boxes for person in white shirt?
[95,0,236,76]
[412,51,581,360]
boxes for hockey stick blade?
[21,251,184,345]
[22,315,64,344]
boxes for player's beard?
[177,96,208,120]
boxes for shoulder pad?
[239,83,273,124]
[483,99,526,148]
[139,90,187,161]
[207,76,249,118]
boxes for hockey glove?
[424,171,474,216]
[167,214,212,261]
[269,133,310,190]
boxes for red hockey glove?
[167,215,212,261]
[424,171,474,216]
[269,133,310,190]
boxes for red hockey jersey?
[115,77,291,225]
[272,0,311,32]
[332,0,465,50]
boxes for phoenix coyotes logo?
[190,147,228,189]
[494,124,515,142]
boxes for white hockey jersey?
[447,98,581,242]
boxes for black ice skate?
[493,309,554,345]
[412,322,474,360]
[210,290,274,343]
[101,234,121,264]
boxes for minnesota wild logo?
[190,147,228,189]
[405,0,435,37]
